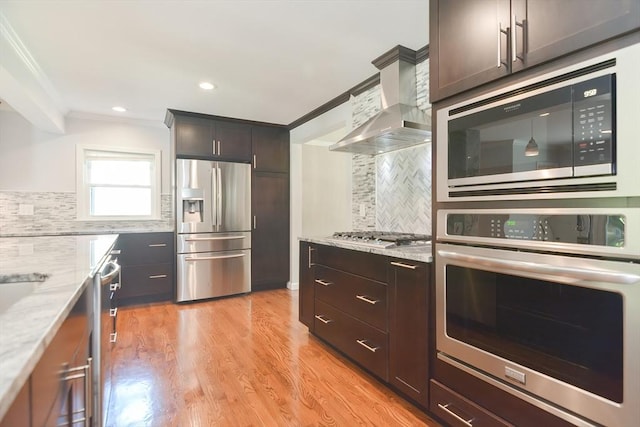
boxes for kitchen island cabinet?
[430,0,640,101]
[0,234,118,426]
[298,239,431,408]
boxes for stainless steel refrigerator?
[176,159,251,302]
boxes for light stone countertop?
[299,236,433,263]
[0,234,118,420]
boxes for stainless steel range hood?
[330,47,431,155]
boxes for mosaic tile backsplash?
[0,192,173,236]
[351,58,432,233]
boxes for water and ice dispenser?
[181,189,204,223]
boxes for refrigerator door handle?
[217,166,222,229]
[211,165,217,231]
[185,253,246,261]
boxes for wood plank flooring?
[107,289,440,426]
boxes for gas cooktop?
[329,231,431,249]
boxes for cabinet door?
[175,116,215,158]
[430,0,511,102]
[0,381,30,427]
[512,0,640,72]
[299,241,315,328]
[251,172,290,291]
[252,126,290,173]
[389,259,430,408]
[215,121,252,162]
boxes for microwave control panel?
[446,213,624,247]
[573,74,614,168]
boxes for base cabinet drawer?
[120,263,173,299]
[314,300,388,381]
[430,380,513,427]
[314,266,387,331]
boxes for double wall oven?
[434,43,640,427]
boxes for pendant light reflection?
[525,119,539,157]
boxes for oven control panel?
[446,213,625,247]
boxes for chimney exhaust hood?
[330,46,431,155]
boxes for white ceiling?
[0,1,429,128]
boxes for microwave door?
[217,162,251,233]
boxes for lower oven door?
[435,243,640,427]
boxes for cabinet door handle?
[497,22,508,68]
[110,307,118,317]
[110,282,121,291]
[217,140,221,156]
[149,274,167,279]
[356,295,379,305]
[110,249,121,255]
[110,332,118,343]
[253,154,257,169]
[314,314,333,324]
[148,243,167,247]
[356,339,380,353]
[308,246,314,268]
[314,279,332,286]
[390,261,417,270]
[253,215,257,230]
[212,139,216,155]
[61,357,93,425]
[437,403,474,427]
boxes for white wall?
[289,101,352,289]
[0,110,170,193]
[302,144,351,236]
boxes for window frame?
[76,144,162,221]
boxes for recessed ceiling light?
[112,106,126,112]
[199,82,215,90]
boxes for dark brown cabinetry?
[298,241,315,328]
[388,258,430,408]
[32,285,92,427]
[299,243,431,406]
[430,0,640,101]
[430,380,513,427]
[312,245,389,380]
[251,125,290,291]
[116,232,174,305]
[173,113,252,162]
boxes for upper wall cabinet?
[251,125,289,173]
[430,0,640,102]
[173,114,252,162]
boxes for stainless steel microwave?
[436,43,640,202]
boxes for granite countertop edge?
[299,236,433,263]
[0,234,118,420]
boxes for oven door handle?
[438,250,640,285]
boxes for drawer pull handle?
[437,403,474,427]
[110,332,118,343]
[356,339,380,353]
[109,308,118,317]
[356,295,379,305]
[314,314,333,324]
[148,243,167,247]
[308,246,314,268]
[314,279,332,286]
[390,261,417,270]
[149,274,167,279]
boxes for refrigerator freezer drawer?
[177,232,251,254]
[176,249,251,302]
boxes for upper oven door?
[435,243,640,427]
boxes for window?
[77,145,161,220]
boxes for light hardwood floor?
[107,289,440,426]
